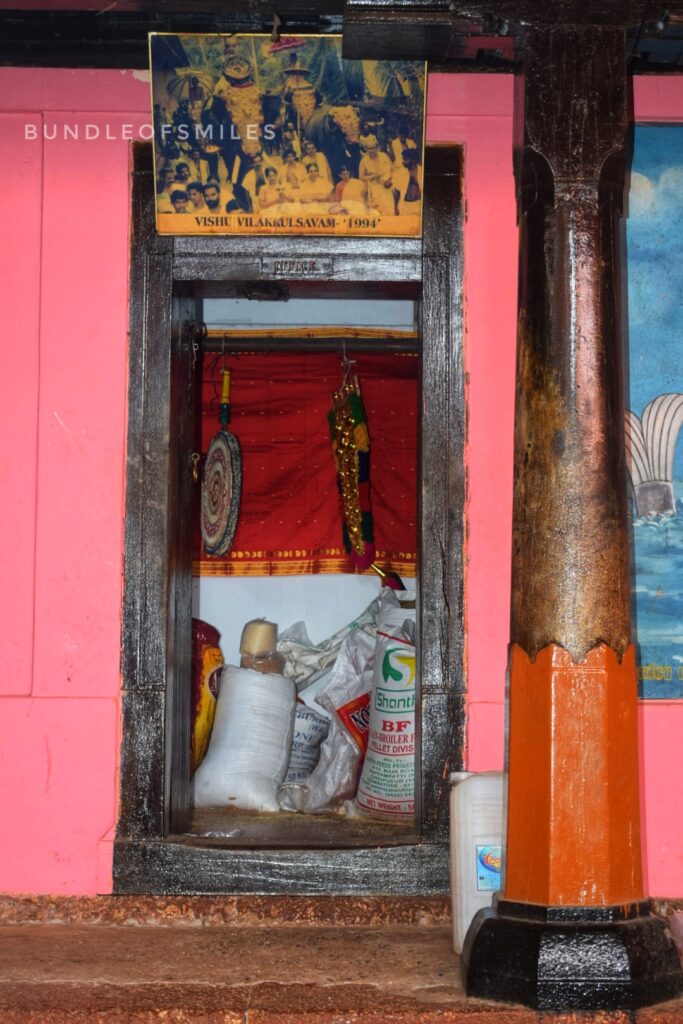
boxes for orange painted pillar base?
[462,641,683,1009]
[504,642,643,908]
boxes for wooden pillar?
[462,24,683,1011]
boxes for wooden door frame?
[114,141,465,894]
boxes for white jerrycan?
[449,771,506,954]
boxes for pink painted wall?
[0,70,150,894]
[427,74,517,772]
[0,68,680,897]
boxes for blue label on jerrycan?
[476,844,502,892]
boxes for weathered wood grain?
[511,27,631,659]
[114,839,450,894]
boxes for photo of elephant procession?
[149,34,426,236]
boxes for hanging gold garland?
[329,372,374,570]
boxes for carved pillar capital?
[520,24,628,180]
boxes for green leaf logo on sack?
[357,632,416,820]
[382,646,416,687]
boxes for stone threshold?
[0,894,452,927]
[2,893,681,927]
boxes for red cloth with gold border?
[193,352,417,577]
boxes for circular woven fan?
[200,431,242,556]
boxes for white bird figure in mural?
[625,393,683,516]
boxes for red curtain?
[193,351,418,577]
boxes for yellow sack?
[191,619,223,775]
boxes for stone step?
[0,897,681,1023]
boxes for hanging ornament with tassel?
[328,356,375,571]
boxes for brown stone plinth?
[0,902,682,1023]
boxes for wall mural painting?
[149,34,426,237]
[626,124,683,698]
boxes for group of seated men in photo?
[156,123,423,220]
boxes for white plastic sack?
[356,629,416,821]
[284,703,329,783]
[191,666,295,812]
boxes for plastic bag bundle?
[378,587,416,633]
[277,596,379,690]
[192,666,296,812]
[296,668,334,721]
[278,628,376,813]
[278,722,358,813]
[315,630,376,755]
[356,628,416,821]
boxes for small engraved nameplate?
[263,258,333,278]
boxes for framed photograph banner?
[149,33,426,237]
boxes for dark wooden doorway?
[114,141,465,895]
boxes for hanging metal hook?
[207,338,231,411]
[341,340,357,390]
[271,13,282,43]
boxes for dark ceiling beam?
[0,0,340,10]
[0,5,513,69]
[342,1,683,65]
[347,0,683,26]
[342,9,513,61]
[21,0,672,17]
[1,1,683,69]
[0,7,344,68]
